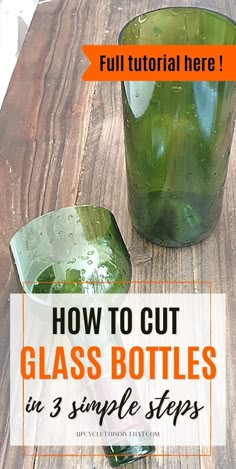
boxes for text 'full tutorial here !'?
[82,45,236,81]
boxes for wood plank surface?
[0,0,235,468]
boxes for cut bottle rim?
[119,6,236,45]
[10,204,115,244]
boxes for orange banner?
[82,45,236,81]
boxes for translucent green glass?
[120,8,236,246]
[10,205,131,294]
[10,205,154,466]
[103,444,155,467]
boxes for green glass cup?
[10,205,154,466]
[10,205,131,294]
[120,7,236,247]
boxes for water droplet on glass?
[96,220,100,224]
[138,14,147,23]
[81,269,86,274]
[69,258,76,264]
[135,90,140,98]
[68,214,74,220]
[57,215,61,219]
[87,260,93,265]
[171,85,182,93]
[87,251,94,255]
[68,233,73,238]
[58,231,63,235]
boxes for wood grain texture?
[0,0,235,468]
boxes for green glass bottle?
[120,8,236,246]
[103,444,154,467]
[10,205,155,466]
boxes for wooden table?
[0,0,235,467]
